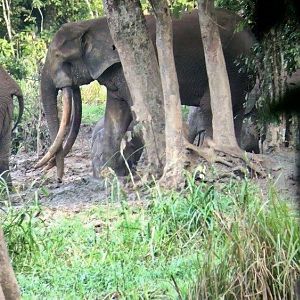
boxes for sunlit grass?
[82,103,106,125]
[80,81,107,125]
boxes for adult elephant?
[0,65,24,187]
[36,8,255,180]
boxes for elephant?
[91,117,144,177]
[187,90,260,153]
[0,65,24,187]
[36,8,256,180]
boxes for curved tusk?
[44,86,82,171]
[35,87,72,169]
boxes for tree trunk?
[0,227,21,300]
[2,0,13,40]
[149,0,186,186]
[198,0,239,151]
[103,0,165,177]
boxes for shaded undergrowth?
[0,175,299,299]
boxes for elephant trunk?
[12,95,24,132]
[40,64,59,144]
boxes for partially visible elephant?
[37,8,256,179]
[187,89,260,153]
[91,117,144,177]
[0,65,24,187]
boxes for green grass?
[1,176,299,299]
[82,103,106,125]
[81,81,107,125]
[182,105,190,121]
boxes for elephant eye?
[112,45,116,51]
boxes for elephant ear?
[81,29,120,80]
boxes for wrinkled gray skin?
[187,89,260,153]
[41,8,255,177]
[0,65,24,186]
[91,117,143,177]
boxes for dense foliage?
[0,0,103,77]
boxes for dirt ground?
[7,124,299,211]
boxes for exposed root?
[185,141,215,163]
[185,139,266,178]
[215,145,266,177]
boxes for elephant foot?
[92,155,134,180]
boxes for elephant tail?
[12,94,24,132]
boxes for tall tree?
[198,0,240,154]
[149,0,186,186]
[1,0,13,40]
[103,0,166,177]
[197,0,263,175]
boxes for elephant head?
[36,18,121,180]
[0,65,24,187]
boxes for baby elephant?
[187,105,260,153]
[91,117,144,178]
[0,65,24,187]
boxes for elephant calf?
[187,104,260,153]
[0,65,24,187]
[91,117,144,177]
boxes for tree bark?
[149,0,186,186]
[0,227,21,300]
[1,0,13,40]
[198,0,239,151]
[103,0,165,177]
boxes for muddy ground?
[7,124,299,211]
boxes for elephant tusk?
[34,87,73,170]
[44,86,82,171]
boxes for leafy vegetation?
[1,176,299,298]
[81,81,107,124]
[82,103,106,125]
[0,1,299,298]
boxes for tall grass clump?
[187,180,300,299]
[1,176,299,299]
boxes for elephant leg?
[96,93,132,177]
[91,118,105,177]
[0,106,12,188]
[91,117,144,177]
[187,89,212,144]
[0,134,12,188]
[187,86,256,151]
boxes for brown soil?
[7,124,299,210]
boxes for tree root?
[185,139,266,178]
